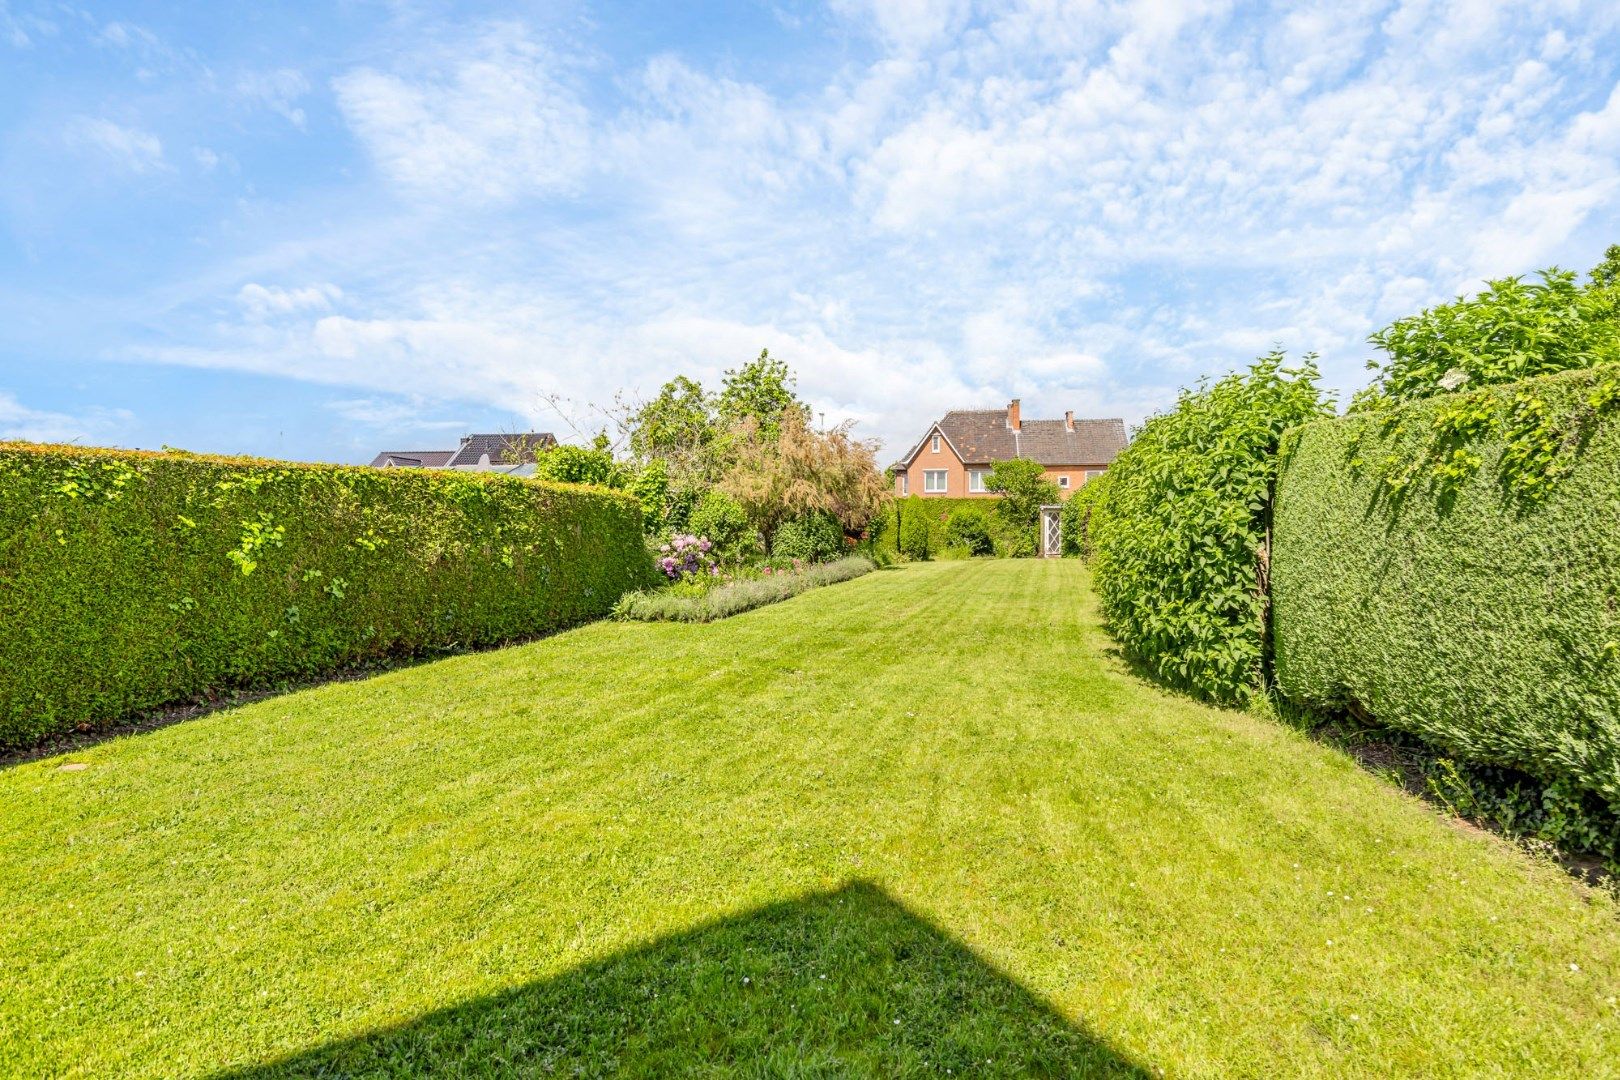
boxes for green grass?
[2,560,1617,1077]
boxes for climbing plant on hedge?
[0,444,655,749]
[1359,254,1620,408]
[1088,352,1332,703]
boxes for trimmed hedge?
[0,443,655,748]
[1273,365,1620,810]
[867,496,996,559]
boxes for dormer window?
[931,434,941,453]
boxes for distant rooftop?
[369,432,556,472]
[894,401,1127,469]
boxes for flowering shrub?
[615,556,876,622]
[658,534,717,581]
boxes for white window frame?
[930,433,941,453]
[968,468,989,493]
[1083,469,1105,482]
[1057,475,1070,488]
[898,473,908,495]
[923,469,948,493]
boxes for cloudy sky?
[2,1,1619,463]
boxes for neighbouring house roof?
[369,450,456,468]
[368,432,556,470]
[894,410,1127,469]
[447,432,556,467]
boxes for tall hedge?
[1088,354,1332,703]
[1273,365,1620,810]
[0,444,655,749]
[867,496,994,559]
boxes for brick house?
[890,401,1126,498]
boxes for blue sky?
[2,1,1619,464]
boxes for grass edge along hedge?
[0,442,656,749]
[1272,364,1620,813]
[613,556,876,622]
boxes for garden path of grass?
[2,560,1617,1077]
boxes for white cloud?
[110,4,1620,456]
[94,20,160,52]
[324,397,467,430]
[1,0,48,48]
[65,117,166,174]
[829,0,971,51]
[237,68,311,128]
[331,26,591,202]
[0,393,131,445]
[237,282,343,320]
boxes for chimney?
[1007,399,1021,432]
[1065,410,1075,432]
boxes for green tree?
[1592,244,1620,289]
[716,350,808,437]
[1060,473,1108,557]
[533,444,627,489]
[1361,262,1620,407]
[628,376,717,470]
[897,496,932,560]
[720,408,888,550]
[687,489,759,562]
[986,458,1060,545]
[771,511,845,563]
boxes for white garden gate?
[1039,504,1062,558]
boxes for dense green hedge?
[0,443,655,748]
[1273,365,1620,810]
[866,496,996,559]
[1059,474,1107,557]
[1088,354,1332,703]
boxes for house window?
[1084,469,1105,482]
[930,434,941,453]
[924,470,948,493]
[898,473,908,495]
[1057,475,1070,488]
[968,469,989,493]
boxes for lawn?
[2,560,1617,1077]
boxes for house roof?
[447,432,556,467]
[368,432,557,470]
[369,450,456,468]
[895,410,1127,468]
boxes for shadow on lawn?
[213,882,1148,1078]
